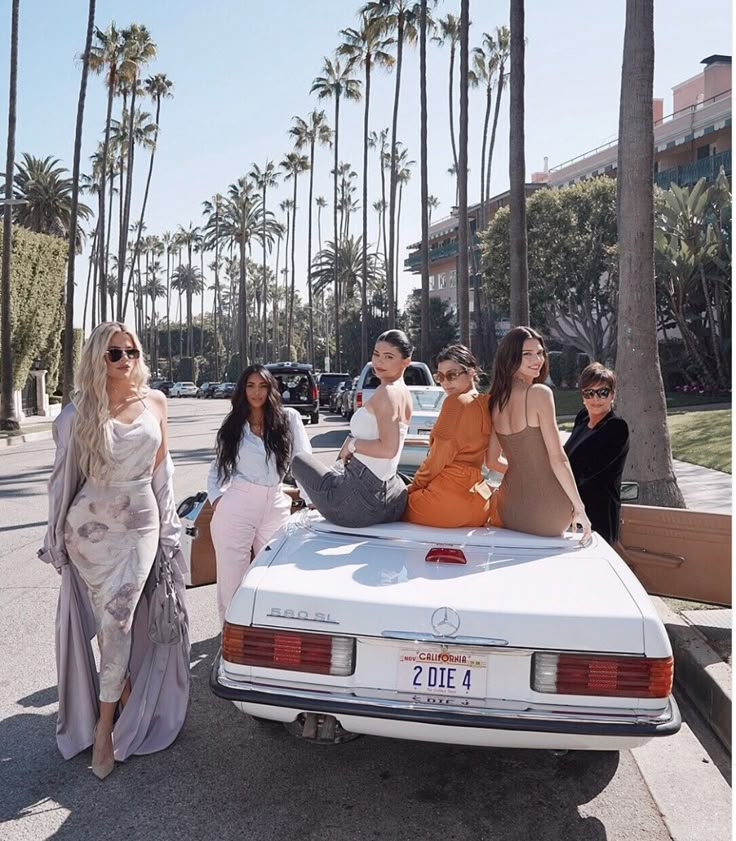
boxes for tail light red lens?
[425,547,467,564]
[532,652,673,698]
[356,391,362,408]
[223,624,355,676]
[311,385,318,401]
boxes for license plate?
[417,428,432,435]
[397,648,487,699]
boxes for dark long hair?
[488,326,549,414]
[215,365,292,482]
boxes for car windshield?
[411,390,446,411]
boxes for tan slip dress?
[488,386,573,537]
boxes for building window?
[469,298,475,313]
[449,270,456,288]
[429,274,436,291]
[439,273,447,289]
[697,143,711,160]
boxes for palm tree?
[311,55,361,370]
[115,24,157,316]
[171,263,203,359]
[455,0,470,345]
[202,196,225,376]
[418,0,430,361]
[6,154,92,245]
[340,13,394,364]
[0,0,19,430]
[616,0,684,508]
[280,151,310,354]
[311,236,384,307]
[89,22,126,321]
[481,26,510,229]
[278,198,293,357]
[176,222,200,356]
[393,144,415,306]
[509,2,528,325]
[432,13,460,178]
[363,0,419,327]
[144,261,165,373]
[124,72,173,323]
[161,230,174,375]
[473,31,497,231]
[63,0,96,403]
[427,194,439,225]
[248,161,279,362]
[290,112,332,368]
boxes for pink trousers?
[210,480,292,625]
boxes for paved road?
[0,399,729,841]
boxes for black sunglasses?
[105,347,140,362]
[581,387,612,400]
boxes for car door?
[616,505,731,605]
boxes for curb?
[651,596,731,752]
[1,429,53,448]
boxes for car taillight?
[311,384,318,401]
[532,652,673,698]
[355,391,362,408]
[222,624,355,676]
[425,547,467,564]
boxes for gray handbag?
[146,548,184,646]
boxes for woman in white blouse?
[207,364,312,624]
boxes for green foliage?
[401,289,458,365]
[480,178,618,362]
[0,225,67,390]
[176,356,198,382]
[224,354,242,382]
[559,347,578,388]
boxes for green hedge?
[0,225,67,390]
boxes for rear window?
[270,371,316,401]
[411,390,446,411]
[363,365,431,389]
[319,373,351,387]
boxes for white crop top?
[349,407,408,481]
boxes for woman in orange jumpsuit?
[403,345,502,528]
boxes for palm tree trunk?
[456,0,470,345]
[0,0,20,429]
[307,143,317,369]
[104,161,115,317]
[509,0,529,326]
[448,44,458,175]
[214,212,220,378]
[287,177,298,352]
[239,236,247,366]
[332,95,341,369]
[83,223,98,333]
[200,247,205,357]
[615,0,684,508]
[419,0,430,361]
[486,66,505,217]
[387,19,405,328]
[395,183,403,309]
[97,74,116,324]
[166,246,172,376]
[479,83,492,232]
[261,187,268,362]
[360,56,372,366]
[273,233,281,357]
[118,83,139,317]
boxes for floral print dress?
[64,404,161,703]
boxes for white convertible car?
[210,511,683,752]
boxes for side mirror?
[620,481,640,502]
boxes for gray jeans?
[291,453,407,528]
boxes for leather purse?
[145,548,184,646]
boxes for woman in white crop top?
[291,330,413,527]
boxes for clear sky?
[0,0,731,327]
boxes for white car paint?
[399,386,446,474]
[170,381,198,397]
[211,513,680,751]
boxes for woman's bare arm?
[485,429,508,474]
[148,389,169,470]
[531,385,591,543]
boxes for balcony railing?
[405,234,482,270]
[655,149,731,190]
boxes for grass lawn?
[668,408,731,474]
[552,388,730,419]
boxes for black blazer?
[564,409,630,544]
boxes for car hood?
[239,516,655,655]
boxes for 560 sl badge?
[268,608,339,624]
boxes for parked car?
[213,382,236,399]
[197,381,221,399]
[153,380,174,396]
[317,372,351,408]
[340,377,359,419]
[169,381,198,398]
[210,508,690,751]
[330,381,349,414]
[352,361,434,414]
[398,386,448,476]
[266,362,319,424]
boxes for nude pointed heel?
[92,726,116,780]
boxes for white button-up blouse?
[207,407,312,503]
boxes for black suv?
[266,362,320,424]
[317,371,351,407]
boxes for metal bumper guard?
[210,652,681,738]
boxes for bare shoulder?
[145,388,168,418]
[528,383,554,402]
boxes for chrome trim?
[382,630,509,646]
[214,662,678,729]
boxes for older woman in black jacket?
[564,363,630,544]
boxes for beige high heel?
[92,726,116,780]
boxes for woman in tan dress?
[486,327,591,542]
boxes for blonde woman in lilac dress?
[47,322,172,778]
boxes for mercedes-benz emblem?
[431,606,461,637]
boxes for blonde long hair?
[72,321,150,480]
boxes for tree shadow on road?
[0,634,635,841]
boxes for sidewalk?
[0,412,54,447]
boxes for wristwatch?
[347,437,357,455]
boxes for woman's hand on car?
[571,508,592,545]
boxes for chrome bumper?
[210,653,681,738]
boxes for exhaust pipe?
[284,712,361,744]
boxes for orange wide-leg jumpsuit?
[402,391,492,528]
